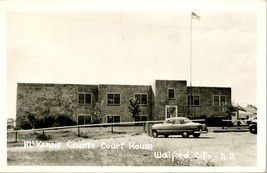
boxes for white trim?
[106,92,121,105]
[134,93,148,105]
[77,114,92,125]
[78,92,92,105]
[106,115,121,123]
[167,88,175,99]
[165,105,178,119]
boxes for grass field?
[7,143,214,166]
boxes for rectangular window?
[78,115,92,125]
[107,94,114,104]
[187,95,200,106]
[213,96,220,106]
[107,115,121,123]
[134,115,148,121]
[193,96,200,105]
[220,96,226,106]
[213,95,227,106]
[85,94,92,104]
[78,94,84,104]
[114,94,120,104]
[135,94,141,103]
[107,93,121,105]
[134,93,148,105]
[78,93,92,105]
[168,89,175,99]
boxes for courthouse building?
[16,80,231,125]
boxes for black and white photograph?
[0,0,266,172]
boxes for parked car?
[246,116,257,125]
[248,118,257,134]
[151,117,208,138]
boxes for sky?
[6,8,258,118]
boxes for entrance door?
[165,106,178,119]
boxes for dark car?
[248,118,257,134]
[151,117,208,138]
[246,117,257,125]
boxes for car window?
[165,120,174,124]
[179,119,185,124]
[174,119,180,124]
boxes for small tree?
[128,96,141,121]
[226,104,236,119]
[92,100,105,124]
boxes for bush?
[16,114,77,129]
[16,115,32,129]
[55,115,76,126]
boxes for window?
[107,115,121,123]
[78,93,92,105]
[134,93,148,105]
[220,96,226,106]
[213,95,227,106]
[134,115,148,121]
[77,115,92,125]
[107,93,120,105]
[168,89,175,99]
[165,119,174,124]
[213,96,219,106]
[187,95,200,106]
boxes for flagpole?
[190,13,192,117]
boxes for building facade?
[16,80,231,126]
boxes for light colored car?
[151,117,208,138]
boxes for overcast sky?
[7,9,257,118]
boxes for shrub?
[16,115,32,129]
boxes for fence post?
[15,131,17,143]
[222,120,224,129]
[111,124,113,133]
[146,122,151,136]
[78,127,80,137]
[143,123,146,132]
[42,130,45,140]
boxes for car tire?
[164,135,169,138]
[152,130,158,138]
[250,127,257,134]
[193,133,200,138]
[182,131,189,138]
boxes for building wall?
[98,84,152,123]
[154,80,188,120]
[187,87,231,118]
[16,81,232,126]
[16,83,98,124]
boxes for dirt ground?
[8,131,257,166]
